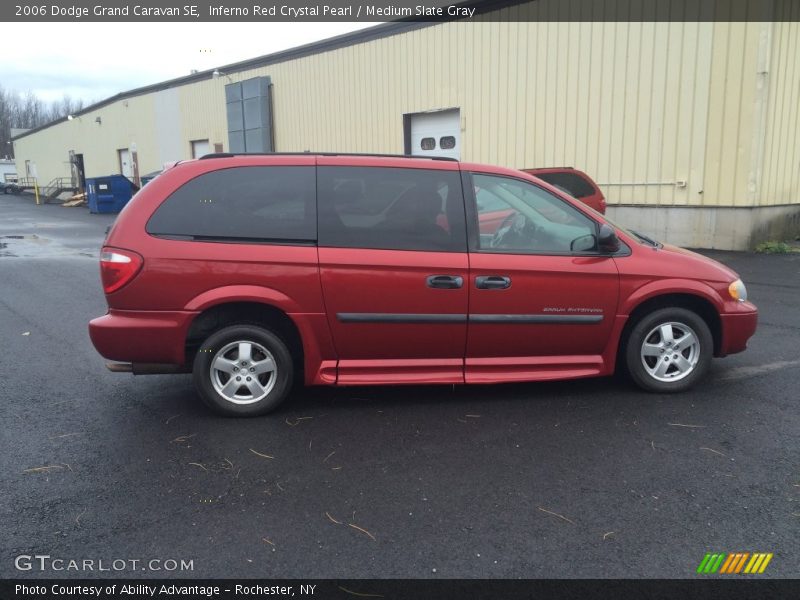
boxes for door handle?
[475,275,511,290]
[426,275,464,289]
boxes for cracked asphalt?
[1,193,798,579]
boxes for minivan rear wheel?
[193,324,293,416]
[625,307,712,393]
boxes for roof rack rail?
[199,152,459,162]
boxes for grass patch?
[755,241,793,254]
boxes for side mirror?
[570,234,597,252]
[597,223,620,254]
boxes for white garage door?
[191,139,211,158]
[409,109,461,160]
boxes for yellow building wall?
[702,21,765,208]
[178,79,228,156]
[13,0,797,212]
[209,15,717,208]
[13,93,161,184]
[759,12,800,206]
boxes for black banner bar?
[3,0,799,23]
[2,579,799,600]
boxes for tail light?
[100,247,143,294]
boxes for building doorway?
[191,139,211,158]
[118,148,133,178]
[404,109,461,160]
[70,152,86,192]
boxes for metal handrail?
[16,177,38,188]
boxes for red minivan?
[89,154,757,416]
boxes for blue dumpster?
[86,175,136,214]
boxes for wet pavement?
[1,192,799,579]
[0,196,115,258]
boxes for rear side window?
[534,171,595,199]
[147,166,316,242]
[318,166,466,252]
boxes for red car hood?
[656,243,739,282]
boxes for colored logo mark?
[697,552,773,574]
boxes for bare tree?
[0,87,86,159]
[0,87,13,159]
[48,94,86,122]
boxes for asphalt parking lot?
[1,193,798,579]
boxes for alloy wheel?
[639,321,700,383]
[209,340,277,405]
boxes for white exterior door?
[409,109,461,160]
[191,139,211,158]
[118,149,132,178]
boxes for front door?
[464,171,620,383]
[118,148,132,178]
[317,159,469,384]
[73,153,86,192]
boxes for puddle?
[0,234,92,259]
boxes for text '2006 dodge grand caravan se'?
[89,154,757,416]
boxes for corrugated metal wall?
[13,94,158,182]
[178,79,227,155]
[220,16,757,208]
[760,5,800,206]
[12,0,799,213]
[703,21,764,208]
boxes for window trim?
[462,171,629,258]
[149,233,316,246]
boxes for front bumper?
[88,309,197,365]
[718,301,758,356]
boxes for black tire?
[192,324,294,416]
[625,307,713,393]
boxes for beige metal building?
[12,0,800,250]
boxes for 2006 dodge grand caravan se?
[89,153,758,416]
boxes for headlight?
[728,279,748,302]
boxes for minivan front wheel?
[625,307,712,393]
[193,325,293,416]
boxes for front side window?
[318,166,466,252]
[146,166,316,242]
[471,173,598,254]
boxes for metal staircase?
[39,177,78,203]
